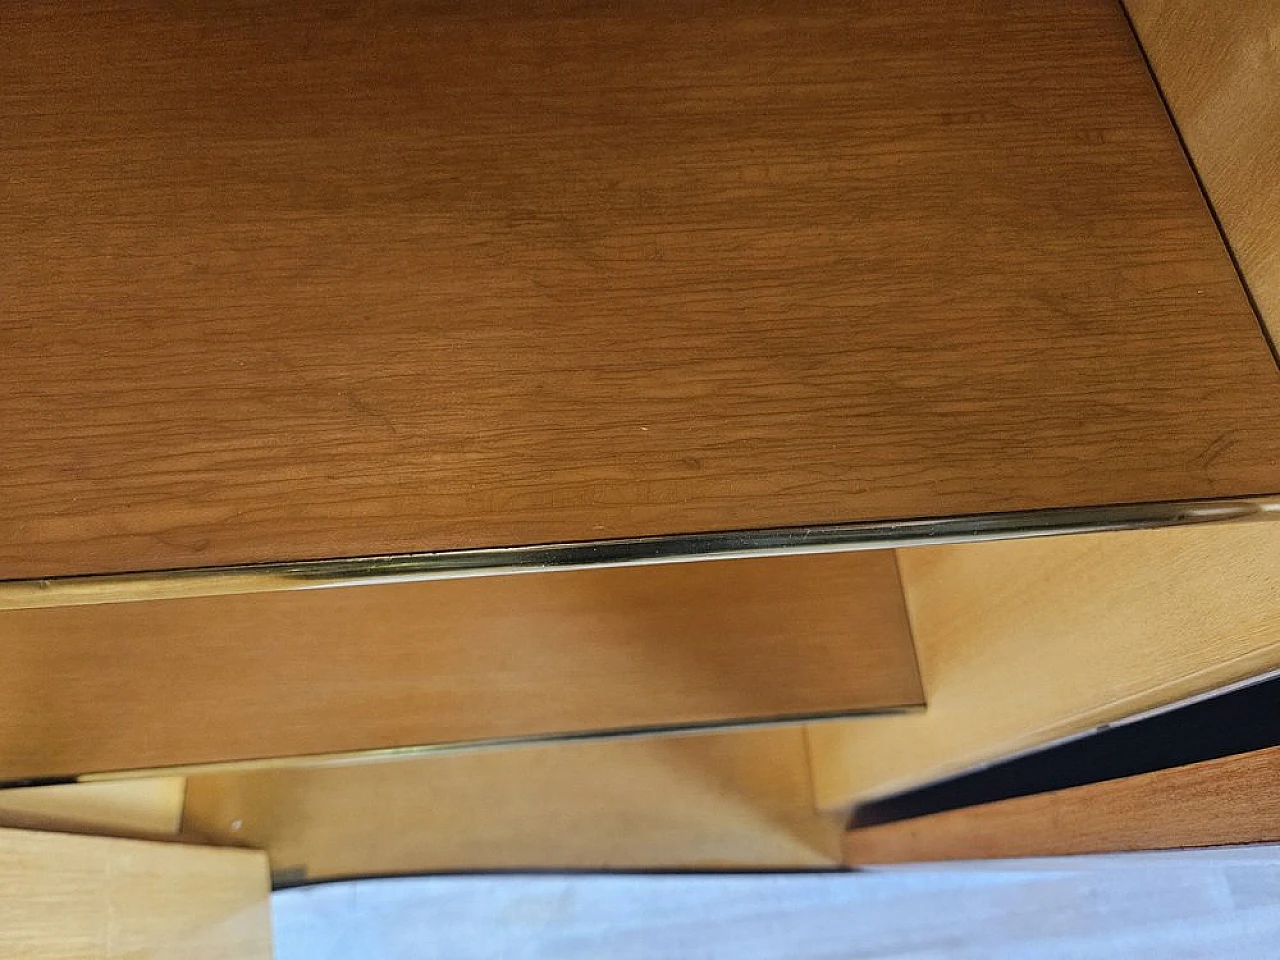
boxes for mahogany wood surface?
[844,743,1280,864]
[3,1,1279,580]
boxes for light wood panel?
[3,0,1279,582]
[0,553,919,781]
[0,779,185,838]
[844,744,1280,864]
[1126,0,1280,344]
[809,522,1280,809]
[184,727,841,881]
[0,827,271,959]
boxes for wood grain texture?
[183,727,842,879]
[0,552,919,781]
[844,744,1280,864]
[3,0,1279,581]
[0,779,185,838]
[1126,0,1280,344]
[808,522,1280,809]
[0,828,271,959]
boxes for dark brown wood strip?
[844,743,1280,864]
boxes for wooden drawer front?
[0,553,919,782]
[4,0,1279,585]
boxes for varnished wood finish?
[3,0,1278,581]
[844,744,1280,864]
[0,828,271,959]
[1126,0,1280,345]
[0,553,919,781]
[809,523,1280,809]
[183,728,841,879]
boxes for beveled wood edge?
[18,708,924,791]
[3,496,1278,610]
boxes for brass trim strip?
[3,496,1278,610]
[61,707,924,787]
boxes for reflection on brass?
[1,497,1277,611]
[69,707,922,786]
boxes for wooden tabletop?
[4,0,1279,581]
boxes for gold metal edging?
[3,496,1278,611]
[64,706,923,786]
